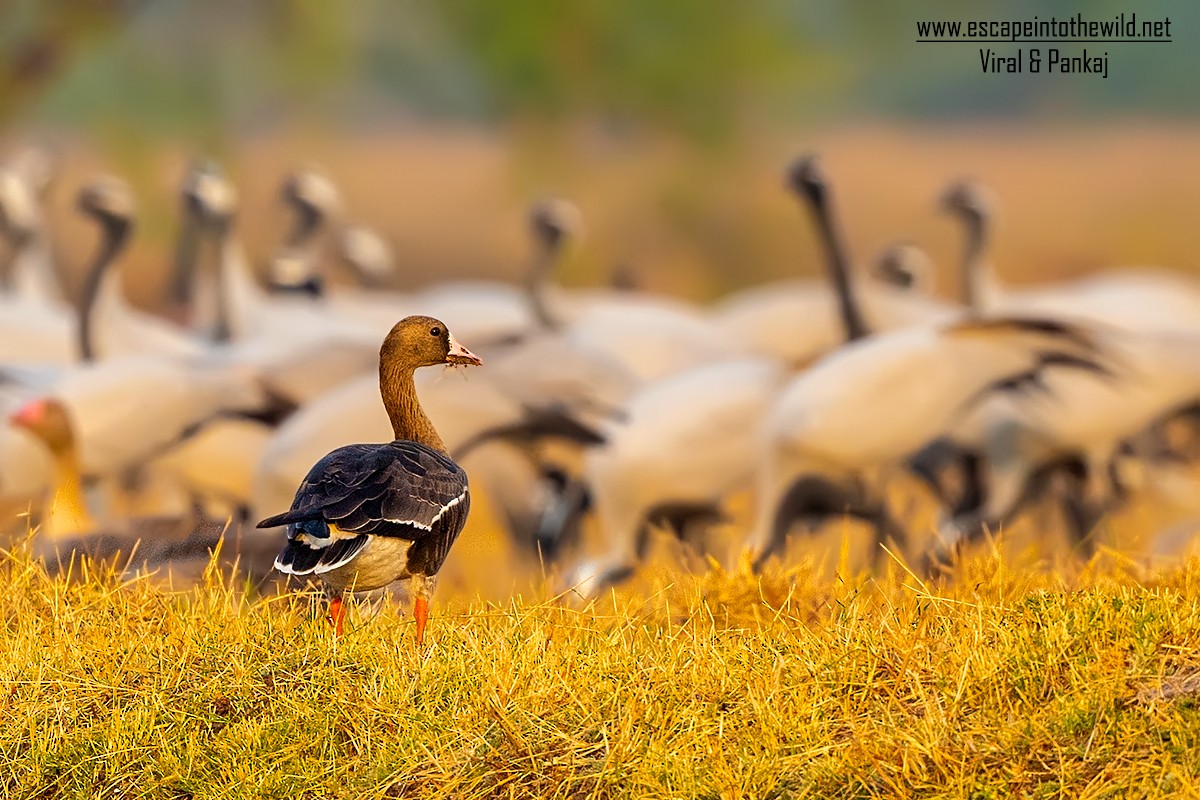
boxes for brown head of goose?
[256,315,482,644]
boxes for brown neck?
[380,363,446,452]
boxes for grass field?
[4,537,1200,799]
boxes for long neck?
[7,226,61,305]
[78,218,132,362]
[210,219,261,343]
[958,208,993,316]
[808,191,869,342]
[525,241,561,332]
[380,363,446,452]
[168,211,200,313]
[43,448,94,538]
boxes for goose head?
[380,315,483,371]
[10,397,74,458]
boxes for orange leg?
[328,596,346,637]
[413,596,429,647]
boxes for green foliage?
[438,0,798,142]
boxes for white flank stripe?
[382,487,467,529]
[430,489,467,525]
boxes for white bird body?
[711,278,958,365]
[86,258,208,361]
[1000,269,1200,335]
[148,416,273,513]
[746,317,1110,559]
[583,357,788,567]
[0,168,74,363]
[44,355,266,477]
[929,326,1200,531]
[565,300,744,382]
[0,302,74,363]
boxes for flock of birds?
[4,142,1200,633]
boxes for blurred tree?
[0,0,141,125]
[437,0,799,144]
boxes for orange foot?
[328,596,346,637]
[413,596,429,647]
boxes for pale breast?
[320,536,413,593]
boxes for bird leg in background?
[328,595,347,637]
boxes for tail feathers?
[274,535,368,576]
[257,509,310,529]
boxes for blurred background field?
[4,0,1200,305]
[8,2,1200,796]
[5,0,1200,596]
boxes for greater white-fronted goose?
[256,315,482,644]
[9,396,233,575]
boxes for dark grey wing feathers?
[258,440,471,578]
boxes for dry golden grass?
[5,535,1200,799]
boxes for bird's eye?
[430,327,442,337]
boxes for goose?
[249,344,614,572]
[743,157,1119,571]
[256,315,482,644]
[75,176,209,361]
[9,397,233,574]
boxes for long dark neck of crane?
[525,239,562,332]
[210,217,236,344]
[807,189,869,342]
[169,209,200,310]
[958,208,988,315]
[287,203,321,249]
[77,217,132,362]
[380,363,446,453]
